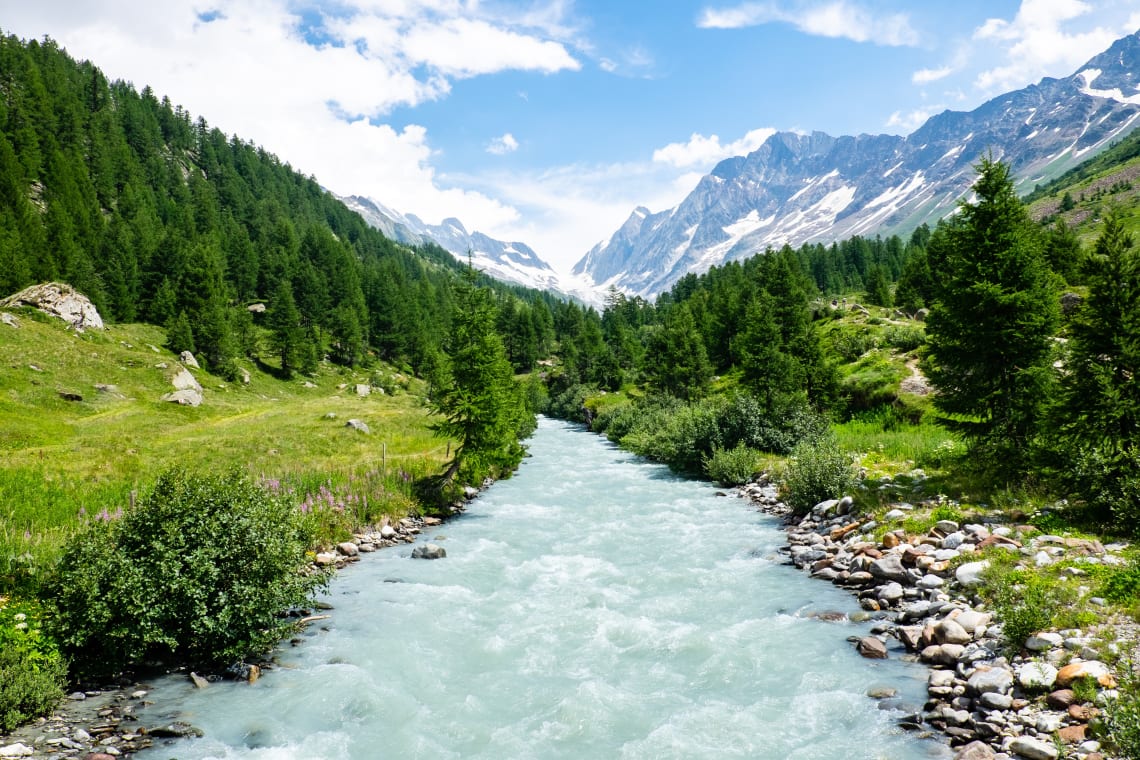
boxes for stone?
[355,383,371,397]
[0,744,33,758]
[968,666,1013,694]
[170,366,203,391]
[337,541,359,557]
[0,282,104,330]
[937,618,972,645]
[179,350,200,369]
[882,532,901,549]
[866,686,898,699]
[315,552,338,566]
[870,554,909,583]
[247,664,261,684]
[1057,724,1088,744]
[162,388,203,406]
[878,581,905,603]
[955,560,990,587]
[954,609,991,635]
[857,636,888,659]
[1056,660,1114,688]
[239,367,251,384]
[941,532,966,549]
[1018,661,1058,691]
[1046,689,1075,709]
[954,741,996,760]
[917,574,945,589]
[84,754,117,760]
[345,419,370,434]
[1068,704,1098,721]
[247,302,267,313]
[1034,550,1054,567]
[1008,736,1059,760]
[148,722,204,738]
[883,509,905,521]
[380,524,397,539]
[1025,632,1063,651]
[935,519,960,534]
[978,691,1012,710]
[190,671,209,689]
[929,669,956,688]
[411,543,447,560]
[0,312,19,328]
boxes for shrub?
[544,382,594,423]
[1105,661,1140,759]
[47,469,326,676]
[984,568,1059,652]
[884,325,926,352]
[1068,448,1140,537]
[782,435,858,516]
[704,445,761,486]
[0,597,65,732]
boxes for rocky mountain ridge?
[575,30,1140,299]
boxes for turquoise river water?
[137,417,950,759]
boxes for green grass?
[0,314,451,596]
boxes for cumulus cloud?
[652,128,777,169]
[0,0,576,256]
[486,133,520,155]
[912,66,954,85]
[886,107,940,132]
[697,1,918,46]
[972,0,1120,92]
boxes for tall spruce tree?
[430,269,530,486]
[923,158,1059,474]
[1053,214,1140,529]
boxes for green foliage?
[781,435,858,516]
[643,303,712,400]
[983,565,1059,652]
[46,469,326,675]
[865,263,892,307]
[703,444,761,486]
[884,325,925,352]
[923,158,1059,476]
[430,269,533,486]
[1105,661,1140,759]
[0,596,65,732]
[545,382,593,424]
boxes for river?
[137,417,948,759]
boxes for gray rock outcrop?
[0,282,104,330]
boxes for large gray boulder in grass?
[0,282,104,330]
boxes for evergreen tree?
[267,282,302,378]
[1053,213,1140,529]
[734,292,800,409]
[1043,218,1084,285]
[430,269,530,486]
[165,310,195,355]
[643,303,712,400]
[865,263,892,307]
[922,158,1059,475]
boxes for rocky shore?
[739,478,1137,760]
[0,514,447,760]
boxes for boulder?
[1018,661,1058,691]
[978,691,1012,710]
[162,389,203,406]
[355,383,371,397]
[345,419,370,434]
[0,744,33,758]
[239,367,251,384]
[179,350,200,369]
[936,618,972,645]
[955,560,990,587]
[1046,689,1075,709]
[857,636,888,659]
[968,666,1013,695]
[870,555,909,583]
[170,367,203,392]
[337,541,359,557]
[1008,736,1058,760]
[1025,632,1063,651]
[0,312,18,328]
[954,609,991,635]
[1056,660,1113,688]
[412,543,447,560]
[954,741,996,760]
[0,282,104,330]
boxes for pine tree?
[734,292,800,409]
[165,310,195,355]
[643,303,712,400]
[430,269,530,486]
[865,263,892,307]
[268,282,302,378]
[923,158,1059,475]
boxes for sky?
[3,0,1140,274]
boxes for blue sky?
[3,0,1140,273]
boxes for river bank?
[738,477,1137,760]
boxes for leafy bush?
[984,568,1059,652]
[781,436,858,516]
[1068,448,1140,537]
[0,598,65,732]
[47,469,326,675]
[1105,661,1140,759]
[704,444,761,486]
[884,325,926,352]
[544,382,594,423]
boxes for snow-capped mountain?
[340,195,577,297]
[575,30,1140,299]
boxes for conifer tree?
[268,281,302,378]
[923,158,1059,474]
[643,303,712,400]
[430,268,529,486]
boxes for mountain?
[340,195,575,296]
[575,30,1140,299]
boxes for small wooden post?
[382,442,387,478]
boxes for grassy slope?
[0,309,450,589]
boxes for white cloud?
[0,0,575,260]
[912,66,953,85]
[652,128,776,169]
[698,1,918,46]
[972,0,1120,92]
[486,133,520,155]
[886,107,940,132]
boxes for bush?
[704,445,761,486]
[1068,448,1140,537]
[544,382,594,423]
[1105,661,1140,759]
[781,435,858,516]
[884,325,926,352]
[0,597,65,732]
[984,568,1059,652]
[47,469,326,676]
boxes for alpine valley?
[573,29,1140,299]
